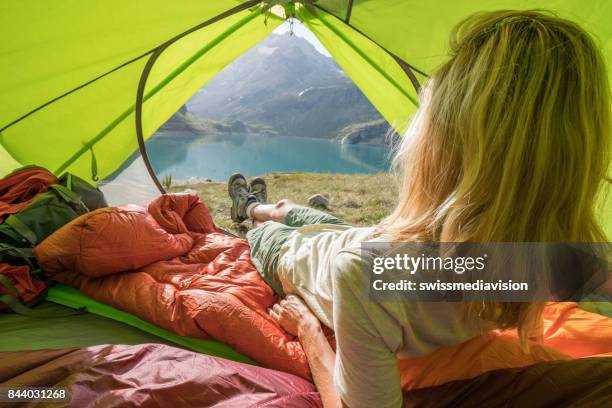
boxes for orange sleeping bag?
[35,194,310,378]
[34,193,612,385]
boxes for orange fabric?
[0,167,58,223]
[36,205,194,278]
[398,332,570,391]
[530,302,611,358]
[33,194,612,384]
[399,303,612,390]
[35,194,311,378]
[0,263,46,311]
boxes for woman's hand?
[269,294,320,337]
[272,295,343,407]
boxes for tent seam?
[52,0,262,180]
[134,2,263,194]
[0,1,263,134]
[0,52,154,133]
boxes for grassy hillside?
[171,172,398,235]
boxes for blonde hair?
[377,10,611,343]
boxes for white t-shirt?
[277,224,486,408]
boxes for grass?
[170,172,398,235]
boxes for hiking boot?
[249,177,267,205]
[228,173,256,223]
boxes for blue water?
[146,132,392,181]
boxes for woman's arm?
[298,317,343,408]
[270,295,346,408]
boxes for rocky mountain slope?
[160,32,393,144]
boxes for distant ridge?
[160,32,393,145]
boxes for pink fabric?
[0,343,322,408]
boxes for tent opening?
[103,19,420,212]
[149,20,398,179]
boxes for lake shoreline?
[153,130,395,148]
[146,132,392,182]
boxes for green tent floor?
[0,301,170,351]
[1,284,254,365]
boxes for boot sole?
[228,173,246,198]
[249,177,267,204]
[228,173,247,223]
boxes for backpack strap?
[0,292,86,317]
[0,274,19,296]
[4,215,38,245]
[48,184,89,213]
[48,184,81,204]
[0,225,29,245]
[0,243,34,266]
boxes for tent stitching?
[52,0,262,179]
[0,0,261,135]
[0,52,152,133]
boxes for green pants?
[246,206,348,295]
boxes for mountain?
[336,119,399,145]
[158,104,276,138]
[161,32,392,143]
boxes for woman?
[228,10,610,408]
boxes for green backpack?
[0,172,107,315]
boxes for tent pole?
[345,0,354,23]
[135,49,166,194]
[389,53,422,94]
[135,0,262,194]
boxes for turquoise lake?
[146,132,392,181]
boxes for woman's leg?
[250,198,349,228]
[249,199,297,225]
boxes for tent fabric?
[316,0,612,86]
[0,2,281,183]
[2,346,611,408]
[0,344,323,408]
[298,6,420,133]
[0,301,174,351]
[1,1,610,231]
[3,1,611,180]
[99,155,168,206]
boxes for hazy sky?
[273,19,332,57]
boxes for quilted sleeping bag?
[34,193,612,385]
[34,193,311,378]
